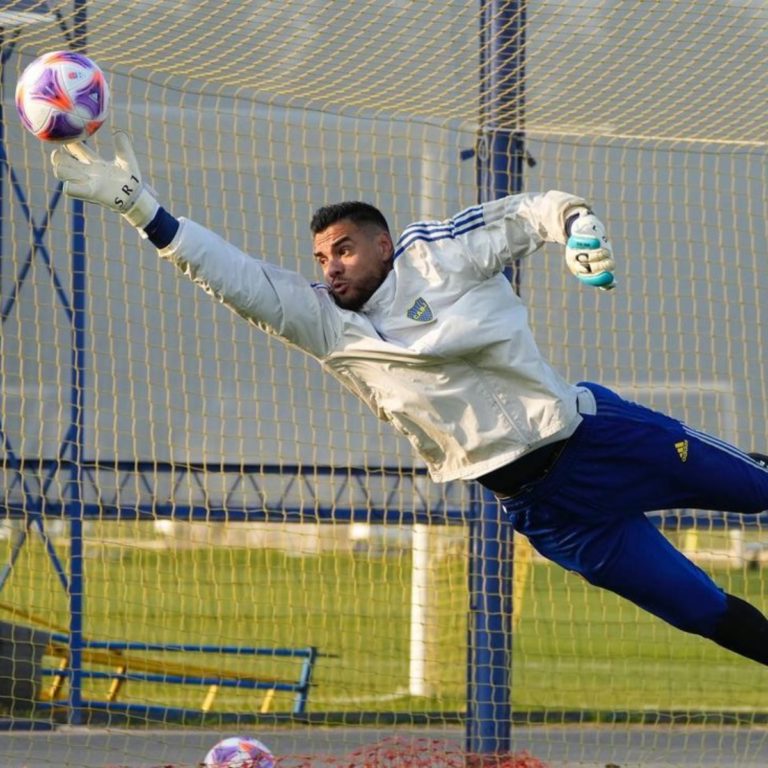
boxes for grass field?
[0,522,766,720]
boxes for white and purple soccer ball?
[15,50,109,143]
[202,736,276,768]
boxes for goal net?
[1,1,768,766]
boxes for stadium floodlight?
[0,0,54,28]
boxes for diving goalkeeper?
[50,133,768,665]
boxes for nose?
[326,255,343,278]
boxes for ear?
[376,231,394,262]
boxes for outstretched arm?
[50,133,341,357]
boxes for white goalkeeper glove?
[50,131,159,233]
[564,207,616,290]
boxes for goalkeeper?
[50,133,768,665]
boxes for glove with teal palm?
[564,207,616,290]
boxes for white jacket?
[159,190,591,483]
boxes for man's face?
[313,219,394,311]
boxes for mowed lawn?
[1,524,766,718]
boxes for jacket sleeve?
[459,190,588,276]
[156,217,342,358]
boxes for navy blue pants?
[498,382,768,637]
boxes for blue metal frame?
[0,33,72,598]
[38,634,318,718]
[466,488,512,754]
[466,0,528,757]
[0,459,471,523]
[0,2,109,725]
[67,0,89,725]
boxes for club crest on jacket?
[406,297,433,322]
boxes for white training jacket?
[158,190,593,483]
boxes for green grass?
[1,524,766,719]
[515,562,768,713]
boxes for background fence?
[1,1,768,766]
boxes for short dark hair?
[310,201,390,235]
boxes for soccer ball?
[202,736,276,768]
[15,50,109,143]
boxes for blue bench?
[40,634,319,719]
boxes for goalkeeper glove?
[50,131,159,234]
[564,207,616,290]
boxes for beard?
[330,264,391,311]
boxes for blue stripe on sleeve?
[394,204,485,259]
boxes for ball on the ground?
[15,50,109,143]
[203,736,276,768]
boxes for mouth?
[331,281,348,295]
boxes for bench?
[40,634,318,717]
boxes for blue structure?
[464,0,528,757]
[39,634,318,719]
[0,0,91,725]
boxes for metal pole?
[467,487,514,756]
[66,0,88,726]
[466,0,526,758]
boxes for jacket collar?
[360,270,396,315]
